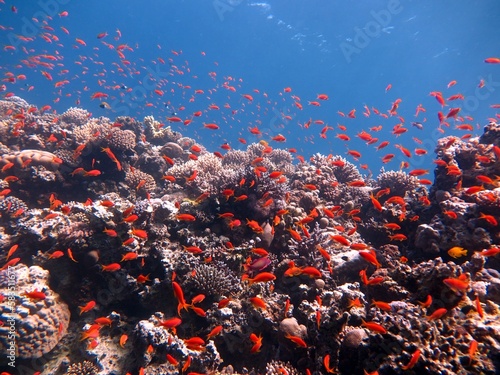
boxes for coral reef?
[0,100,499,375]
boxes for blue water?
[1,0,500,177]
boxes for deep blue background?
[1,0,500,177]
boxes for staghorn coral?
[55,217,94,248]
[0,265,70,359]
[266,148,295,172]
[221,149,252,168]
[53,148,81,168]
[330,156,362,183]
[114,115,144,136]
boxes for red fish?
[402,348,421,370]
[101,263,121,272]
[246,272,276,285]
[79,301,96,315]
[361,319,386,334]
[172,281,190,315]
[485,57,500,64]
[176,213,196,221]
[285,334,307,348]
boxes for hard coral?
[377,170,421,197]
[144,115,180,144]
[125,167,157,193]
[189,262,240,297]
[0,149,62,172]
[479,120,500,145]
[73,116,110,145]
[60,107,90,127]
[105,128,136,151]
[265,360,299,375]
[0,265,70,359]
[64,360,99,375]
[0,196,28,218]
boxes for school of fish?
[0,3,500,375]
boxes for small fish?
[443,275,469,292]
[250,333,263,353]
[245,272,276,285]
[361,319,387,334]
[401,348,421,370]
[206,325,223,340]
[176,213,196,221]
[285,334,307,348]
[79,300,96,315]
[23,289,46,300]
[447,246,467,258]
[101,263,121,272]
[119,334,128,348]
[426,307,447,320]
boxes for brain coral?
[0,264,70,359]
[0,149,63,172]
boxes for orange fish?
[285,334,307,348]
[361,319,386,334]
[485,57,500,64]
[79,300,96,315]
[119,334,128,348]
[358,250,381,268]
[206,325,223,340]
[401,348,421,370]
[6,244,19,260]
[250,333,263,353]
[131,228,148,239]
[443,276,469,292]
[323,354,336,373]
[176,213,196,221]
[0,258,21,271]
[23,289,46,300]
[426,308,447,320]
[101,263,121,272]
[246,272,276,285]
